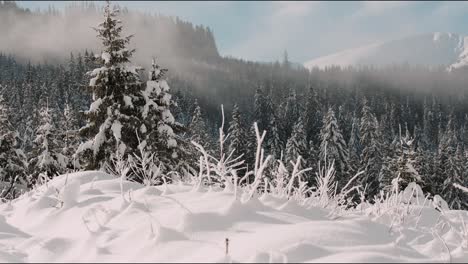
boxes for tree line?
[0,1,467,209]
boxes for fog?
[0,2,219,70]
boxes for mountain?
[0,1,220,67]
[304,32,468,71]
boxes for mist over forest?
[2,1,468,262]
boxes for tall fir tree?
[188,100,211,150]
[348,115,362,175]
[359,100,383,198]
[227,104,245,159]
[304,87,322,144]
[28,103,67,187]
[319,107,349,186]
[0,95,27,199]
[62,103,80,169]
[253,87,269,132]
[142,59,184,172]
[285,115,308,165]
[282,88,299,140]
[78,0,145,170]
[267,114,283,160]
[245,123,257,172]
[435,115,467,209]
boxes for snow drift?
[0,171,467,262]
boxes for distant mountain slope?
[0,1,220,66]
[304,32,468,70]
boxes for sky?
[17,1,468,63]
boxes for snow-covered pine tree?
[0,95,27,199]
[461,114,468,153]
[348,115,362,175]
[77,0,145,170]
[282,88,299,140]
[421,97,434,151]
[379,103,394,145]
[337,105,351,143]
[380,126,424,193]
[431,115,457,196]
[253,87,269,132]
[442,143,467,210]
[267,114,282,160]
[62,103,80,169]
[285,116,307,166]
[399,129,423,186]
[412,124,433,193]
[141,59,184,173]
[245,123,257,172]
[306,139,319,186]
[304,87,322,145]
[435,115,466,209]
[188,100,211,150]
[28,103,67,187]
[319,107,349,186]
[359,100,382,198]
[227,104,245,159]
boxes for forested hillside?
[1,1,468,210]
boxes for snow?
[162,109,175,124]
[124,66,141,75]
[101,52,111,64]
[304,42,382,70]
[88,98,102,113]
[167,138,177,148]
[93,117,112,156]
[123,95,133,108]
[304,32,468,70]
[111,120,122,142]
[89,67,107,87]
[1,171,468,262]
[448,36,468,70]
[158,124,174,137]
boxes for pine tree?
[28,103,67,187]
[337,105,351,143]
[267,114,283,159]
[245,123,257,171]
[413,124,433,193]
[319,107,349,186]
[0,95,27,199]
[227,104,245,159]
[306,139,319,186]
[285,116,307,165]
[348,115,362,175]
[282,88,299,140]
[78,0,145,170]
[62,103,80,169]
[142,59,183,172]
[253,87,269,132]
[380,125,424,194]
[189,100,210,149]
[435,115,467,209]
[304,87,322,144]
[379,103,394,145]
[359,100,382,198]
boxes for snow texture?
[0,171,468,262]
[304,32,468,71]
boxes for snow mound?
[0,171,467,262]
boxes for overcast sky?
[17,1,468,63]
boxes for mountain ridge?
[304,32,468,71]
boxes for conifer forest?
[1,1,468,262]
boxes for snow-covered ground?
[0,171,468,263]
[304,32,468,70]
